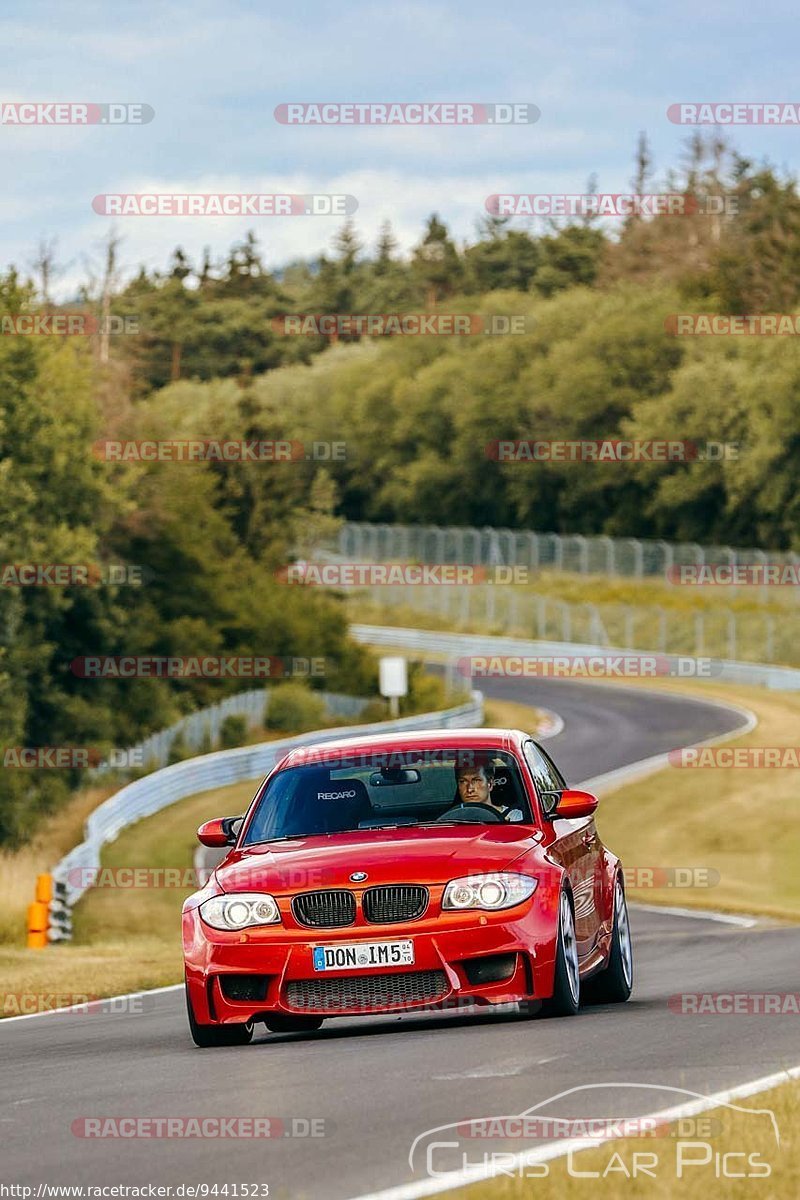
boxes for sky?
[2,0,800,297]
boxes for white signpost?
[379,656,408,718]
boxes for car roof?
[279,727,528,768]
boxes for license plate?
[312,940,414,972]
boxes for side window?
[523,740,564,815]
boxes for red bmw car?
[182,729,633,1046]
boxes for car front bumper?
[183,904,560,1024]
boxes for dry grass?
[471,698,548,735]
[0,939,183,1004]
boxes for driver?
[454,755,524,822]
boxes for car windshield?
[242,747,533,844]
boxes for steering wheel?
[435,802,504,824]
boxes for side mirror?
[197,816,242,847]
[553,789,599,819]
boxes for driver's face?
[456,767,494,805]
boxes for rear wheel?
[185,983,254,1048]
[539,890,580,1017]
[263,1014,324,1034]
[583,877,633,1004]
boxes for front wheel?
[539,890,580,1017]
[186,984,254,1048]
[583,877,633,1004]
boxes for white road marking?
[0,983,183,1025]
[630,902,759,927]
[432,1055,562,1080]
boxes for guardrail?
[45,690,483,940]
[91,687,368,776]
[351,624,800,692]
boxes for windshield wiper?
[414,821,464,828]
[244,835,313,846]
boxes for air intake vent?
[285,970,449,1012]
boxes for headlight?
[199,893,281,930]
[442,873,537,911]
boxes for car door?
[522,740,601,958]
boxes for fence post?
[628,539,644,579]
[575,535,589,574]
[459,584,470,625]
[560,602,571,642]
[485,584,496,628]
[657,607,667,652]
[508,590,519,633]
[657,540,673,580]
[527,531,539,571]
[537,596,547,639]
[599,535,614,575]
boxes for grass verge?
[586,677,800,920]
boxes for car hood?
[215,826,543,893]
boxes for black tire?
[583,877,633,1005]
[538,889,581,1017]
[263,1014,324,1034]
[185,983,254,1048]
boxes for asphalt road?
[3,677,796,1200]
